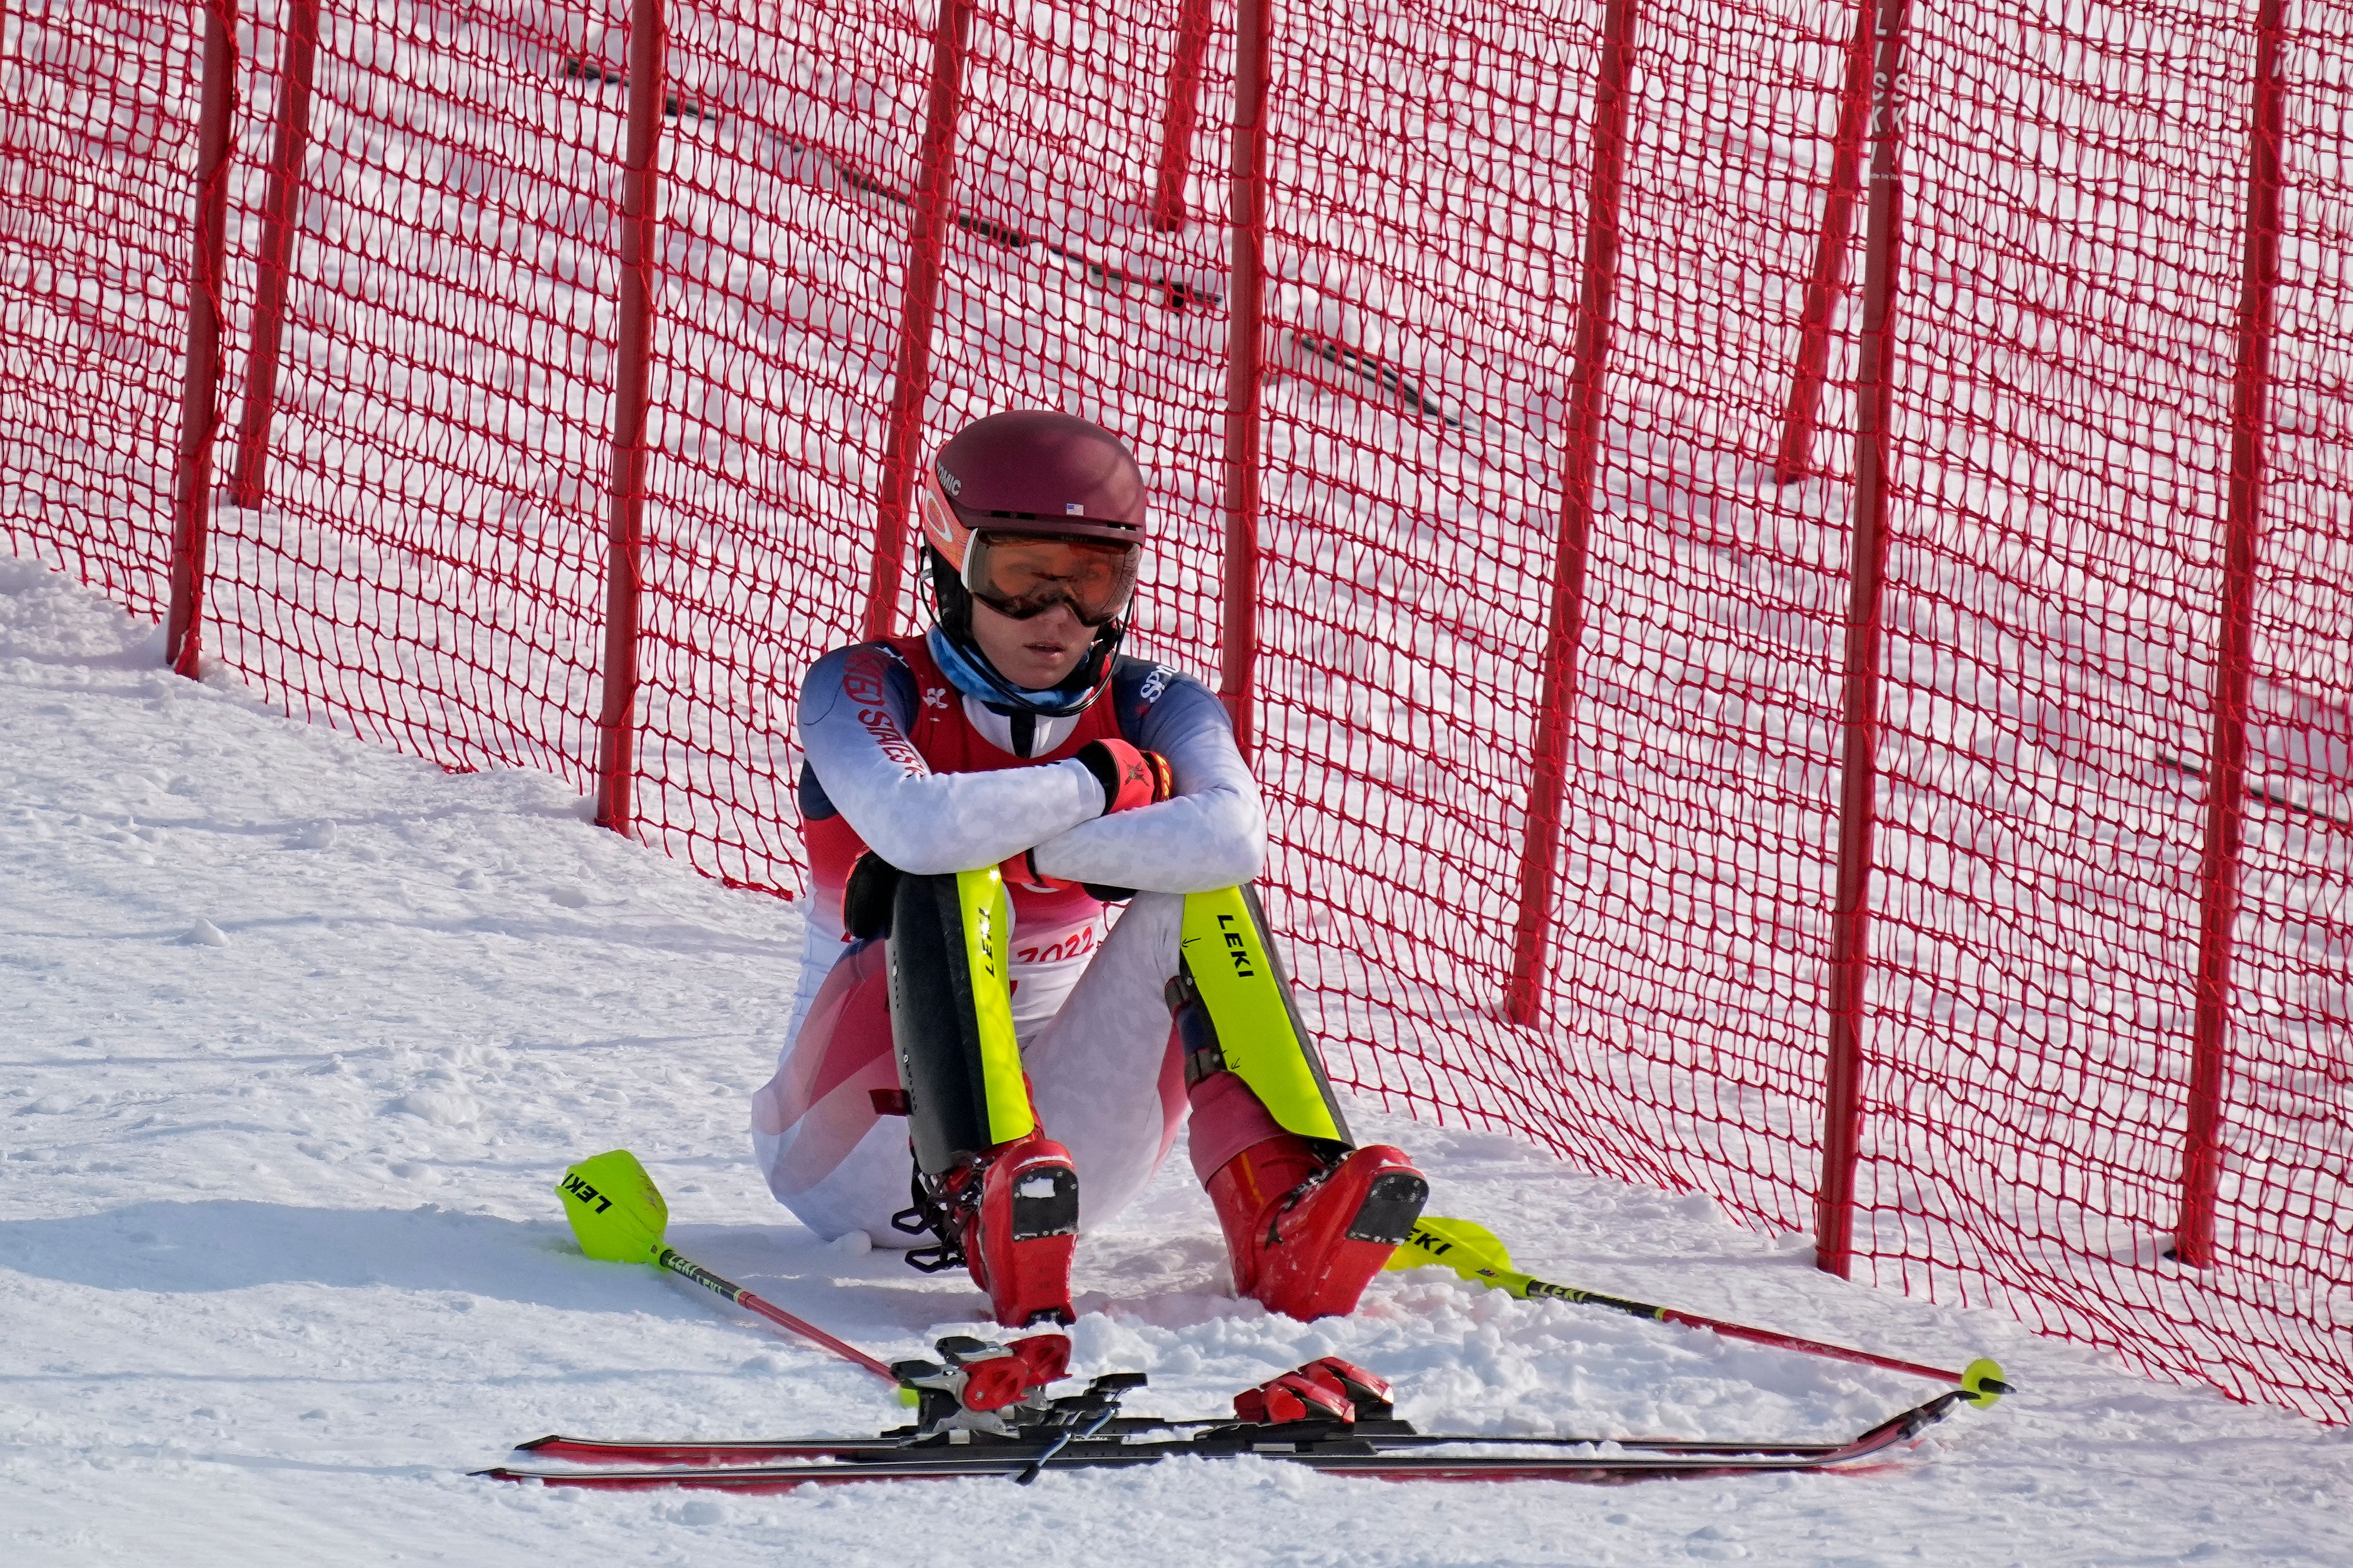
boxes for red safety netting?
[1,0,197,616]
[1256,0,1864,1254]
[2,0,2345,1420]
[2227,0,2353,1410]
[1851,0,2350,1421]
[200,0,612,777]
[627,0,1233,890]
[626,0,923,887]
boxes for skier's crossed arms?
[753,411,1428,1329]
[793,633,1262,892]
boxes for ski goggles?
[962,531,1140,627]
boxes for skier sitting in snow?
[752,410,1428,1329]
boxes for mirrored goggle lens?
[963,533,1139,626]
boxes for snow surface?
[5,558,2351,1565]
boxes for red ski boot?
[962,1134,1080,1329]
[1204,1134,1428,1321]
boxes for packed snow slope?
[3,557,2349,1566]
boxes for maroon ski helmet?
[917,410,1147,571]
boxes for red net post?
[864,0,974,643]
[2193,0,2353,1419]
[1815,0,1911,1281]
[1772,2,1875,487]
[1219,0,1273,758]
[595,0,672,837]
[1845,0,2347,1421]
[226,0,317,512]
[1503,0,1639,1029]
[165,0,238,677]
[2176,0,2287,1271]
[1150,0,1214,233]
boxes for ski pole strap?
[658,1247,901,1384]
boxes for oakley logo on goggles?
[962,532,1140,627]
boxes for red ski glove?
[1001,741,1172,895]
[1074,738,1174,815]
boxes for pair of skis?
[480,1371,1974,1490]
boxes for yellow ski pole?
[1391,1216,2010,1406]
[556,1149,899,1386]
